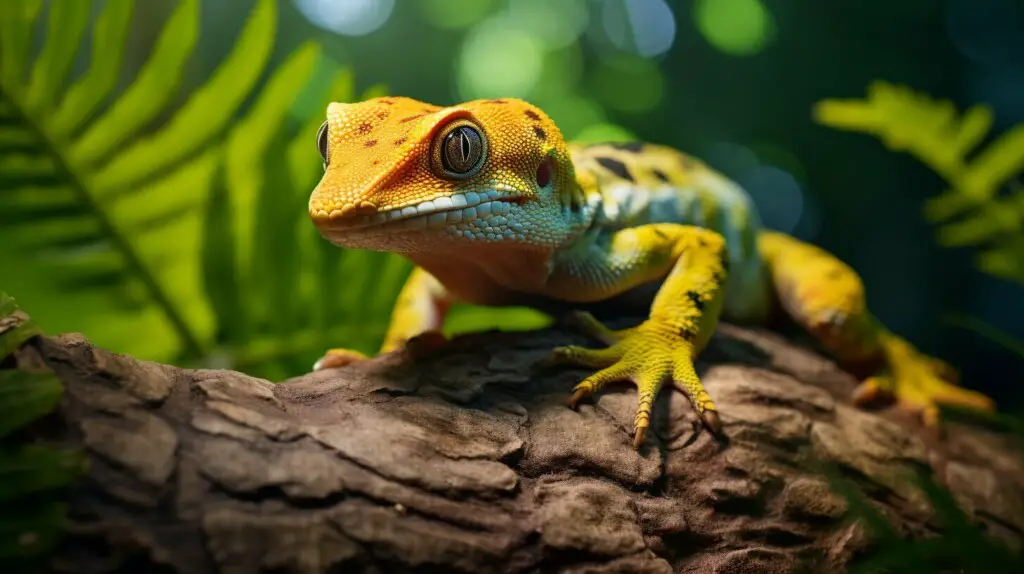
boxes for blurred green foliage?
[827,464,1024,574]
[815,81,1024,286]
[0,293,84,567]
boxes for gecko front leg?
[541,224,729,448]
[313,267,451,370]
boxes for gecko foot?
[851,334,995,431]
[540,316,722,448]
[313,348,370,371]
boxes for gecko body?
[308,96,994,447]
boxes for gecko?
[306,96,995,448]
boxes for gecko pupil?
[442,125,483,174]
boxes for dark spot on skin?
[712,271,725,285]
[489,99,507,104]
[697,237,708,247]
[371,159,380,165]
[394,137,407,146]
[357,122,373,134]
[680,327,697,341]
[423,107,435,113]
[533,126,546,140]
[524,109,541,121]
[399,114,424,123]
[652,169,670,183]
[364,139,377,147]
[653,229,668,240]
[380,99,394,105]
[376,110,388,119]
[686,290,706,312]
[595,157,634,182]
[611,141,645,152]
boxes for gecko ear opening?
[536,156,554,188]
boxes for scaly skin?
[307,96,995,447]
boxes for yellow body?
[308,96,994,447]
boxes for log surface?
[13,321,1024,573]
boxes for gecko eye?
[431,120,487,179]
[316,121,330,169]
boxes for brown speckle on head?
[489,99,507,104]
[380,99,394,105]
[376,110,389,119]
[310,96,574,230]
[652,169,670,183]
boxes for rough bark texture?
[10,320,1024,573]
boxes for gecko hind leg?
[758,230,995,427]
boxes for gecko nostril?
[536,157,554,188]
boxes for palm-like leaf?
[0,0,407,375]
[814,81,1024,284]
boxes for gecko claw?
[633,427,647,449]
[566,387,591,409]
[702,410,723,436]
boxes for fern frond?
[0,0,284,361]
[814,80,1024,284]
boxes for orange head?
[308,97,590,255]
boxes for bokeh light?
[508,0,589,50]
[456,16,545,99]
[703,142,818,238]
[590,54,664,114]
[535,95,606,139]
[602,0,677,57]
[945,0,1022,66]
[419,0,494,30]
[693,0,775,56]
[737,166,806,235]
[528,46,586,102]
[573,122,639,143]
[294,0,395,36]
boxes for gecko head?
[308,96,587,254]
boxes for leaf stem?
[0,85,205,360]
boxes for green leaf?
[92,0,278,193]
[201,157,244,345]
[49,0,135,138]
[0,445,83,503]
[70,0,200,167]
[0,0,43,90]
[0,371,62,439]
[0,500,67,561]
[24,0,92,114]
[225,40,321,283]
[0,293,42,360]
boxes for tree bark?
[8,317,1024,573]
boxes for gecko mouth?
[311,188,525,238]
